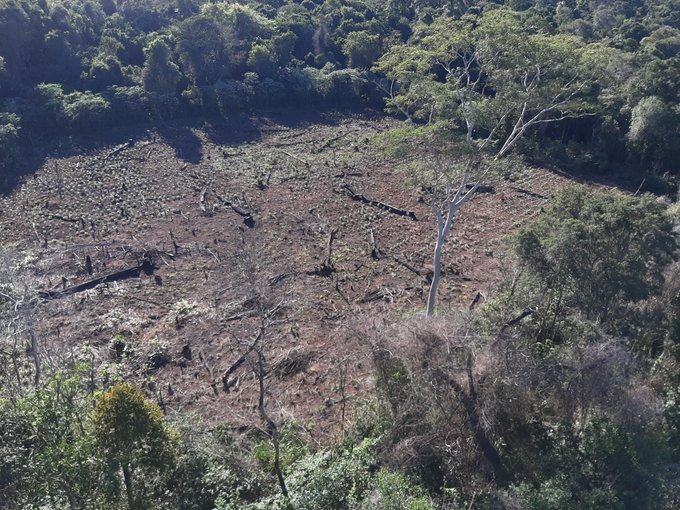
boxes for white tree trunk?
[427,230,446,316]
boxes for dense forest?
[1,0,680,181]
[1,0,680,509]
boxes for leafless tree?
[227,232,294,499]
[0,249,42,397]
[368,313,660,489]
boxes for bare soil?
[0,111,574,441]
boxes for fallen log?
[104,139,134,162]
[38,258,154,299]
[341,184,418,221]
[213,190,255,227]
[465,183,494,194]
[47,214,83,226]
[509,186,547,199]
[499,307,537,334]
[390,255,422,276]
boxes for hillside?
[2,0,680,507]
[0,112,572,434]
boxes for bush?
[108,85,151,123]
[0,112,20,170]
[513,185,675,332]
[63,91,112,132]
[214,80,254,116]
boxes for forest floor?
[0,111,575,441]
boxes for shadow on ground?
[0,109,346,197]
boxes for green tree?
[248,42,277,78]
[627,96,680,172]
[0,112,20,171]
[175,14,233,86]
[26,372,101,508]
[63,91,112,132]
[374,8,610,316]
[514,185,676,328]
[342,30,382,69]
[142,36,182,95]
[92,383,177,509]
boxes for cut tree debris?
[340,184,418,221]
[38,258,154,299]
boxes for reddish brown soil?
[0,112,573,441]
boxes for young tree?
[92,384,176,509]
[374,9,609,315]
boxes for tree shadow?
[200,108,345,147]
[1,124,155,197]
[0,107,379,197]
[155,123,204,164]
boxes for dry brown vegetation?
[0,112,574,439]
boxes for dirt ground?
[0,111,574,441]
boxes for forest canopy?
[0,0,680,179]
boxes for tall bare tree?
[375,9,610,315]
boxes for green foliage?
[0,367,103,508]
[269,438,378,510]
[161,417,265,510]
[92,383,177,507]
[142,35,181,95]
[0,112,20,170]
[374,9,606,137]
[513,185,675,331]
[2,1,680,507]
[92,383,176,469]
[63,91,112,131]
[627,96,680,172]
[343,30,382,69]
[510,418,670,510]
[354,470,434,510]
[0,0,670,180]
[175,14,233,86]
[253,421,307,473]
[214,79,254,116]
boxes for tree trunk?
[447,375,508,484]
[257,349,289,498]
[122,463,135,510]
[427,233,445,316]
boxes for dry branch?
[321,228,338,275]
[278,150,310,168]
[390,255,422,276]
[314,131,351,153]
[509,186,547,199]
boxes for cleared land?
[0,112,574,440]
